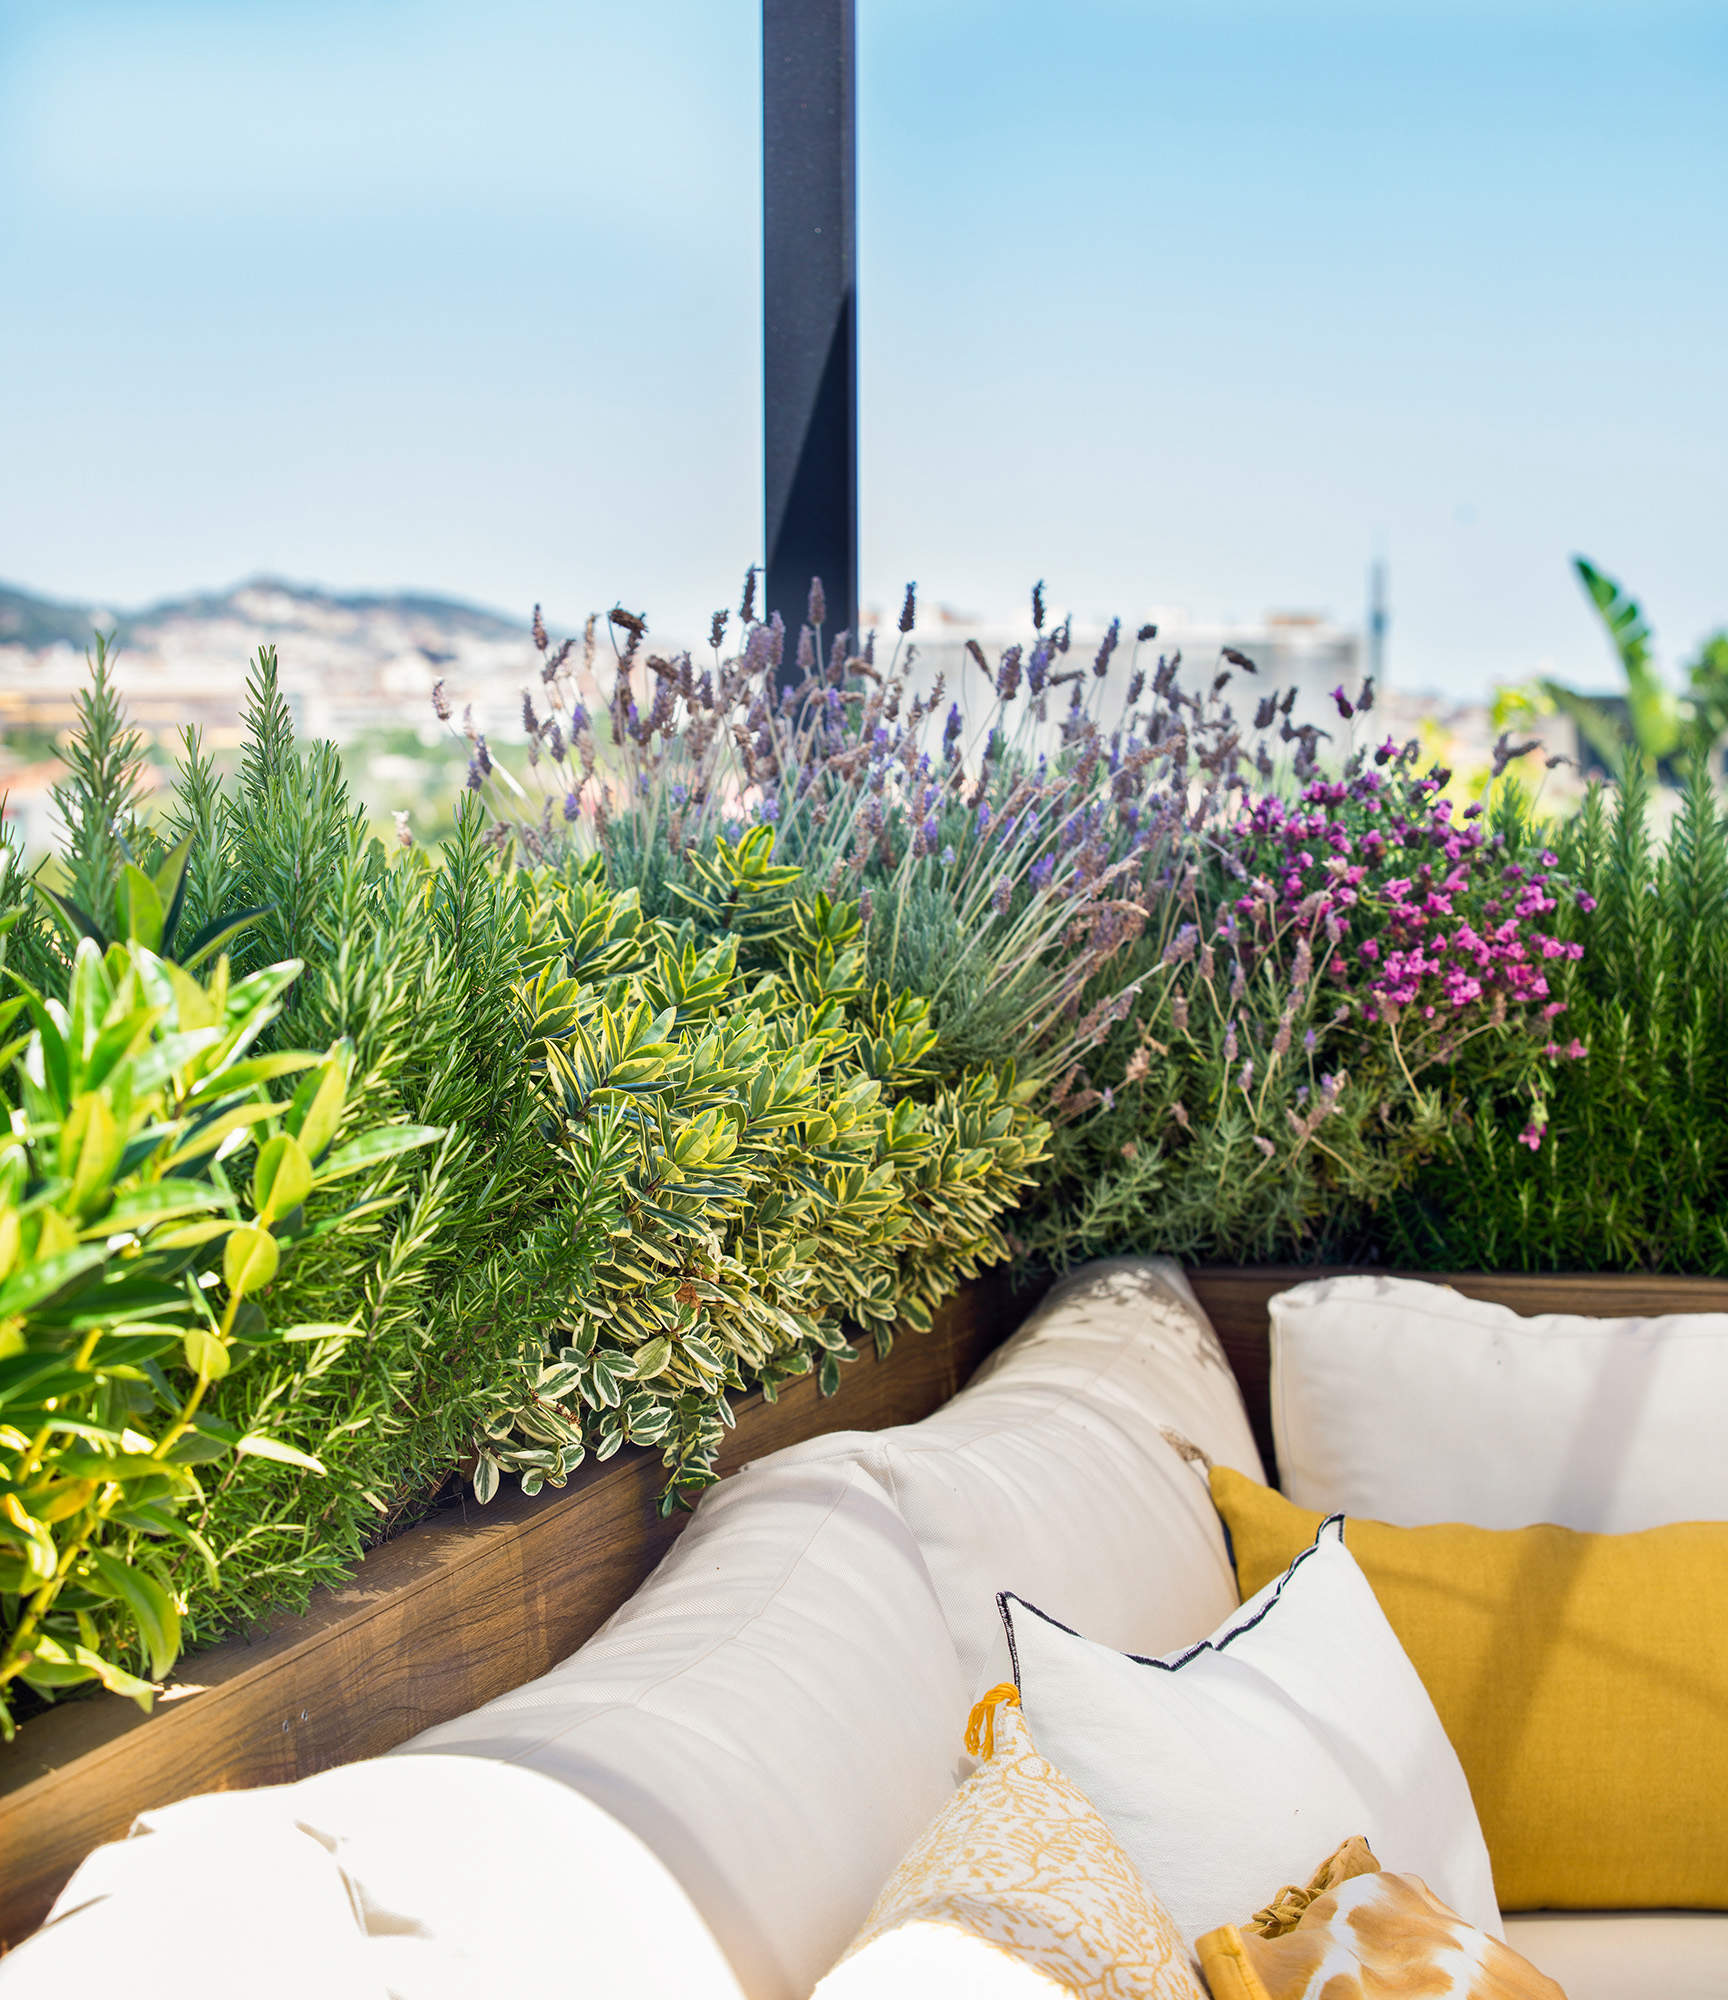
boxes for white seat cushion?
[0,1789,384,2000]
[398,1455,970,2000]
[1503,1912,1728,2000]
[1,1754,742,2000]
[773,1257,1259,1695]
[1271,1274,1728,1530]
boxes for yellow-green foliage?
[479,858,1049,1509]
[0,935,436,1737]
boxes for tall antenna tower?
[1367,556,1388,687]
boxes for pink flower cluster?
[1228,746,1587,1068]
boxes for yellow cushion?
[815,1686,1207,1998]
[1210,1465,1728,1911]
[1195,1838,1564,2000]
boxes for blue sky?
[1,0,1723,694]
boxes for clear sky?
[1,0,1723,695]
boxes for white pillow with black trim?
[1000,1516,1501,1950]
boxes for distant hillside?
[0,575,525,653]
[0,584,112,651]
[0,574,537,750]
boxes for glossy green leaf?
[223,1224,280,1295]
[85,1546,181,1678]
[252,1132,313,1222]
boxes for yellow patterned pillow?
[1195,1840,1564,2000]
[814,1686,1207,1998]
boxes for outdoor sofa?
[4,1259,1722,1998]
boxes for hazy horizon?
[2,0,1723,700]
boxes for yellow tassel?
[964,1682,1021,1760]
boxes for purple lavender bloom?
[940,845,956,867]
[1027,644,1049,695]
[562,790,579,821]
[1030,853,1055,890]
[922,813,941,846]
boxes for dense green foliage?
[1386,768,1728,1272]
[486,842,1045,1502]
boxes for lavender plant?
[442,578,1185,1091]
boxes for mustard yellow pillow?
[1195,1838,1563,2000]
[815,1685,1207,1998]
[1210,1465,1728,1911]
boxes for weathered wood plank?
[0,1267,1035,1945]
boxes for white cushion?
[1271,1274,1728,1531]
[966,1258,1266,1478]
[1,1754,742,2000]
[816,1920,1098,1997]
[1502,1912,1728,2000]
[0,1791,383,2000]
[1002,1517,1502,1949]
[398,1455,970,2000]
[279,1755,745,2000]
[773,1257,1257,1697]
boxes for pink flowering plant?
[1022,727,1593,1264]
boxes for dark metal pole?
[763,0,857,657]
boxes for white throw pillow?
[1271,1275,1728,1530]
[1002,1517,1502,1950]
[399,1455,969,2000]
[771,1256,1259,1696]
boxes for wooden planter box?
[6,1261,1726,1945]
